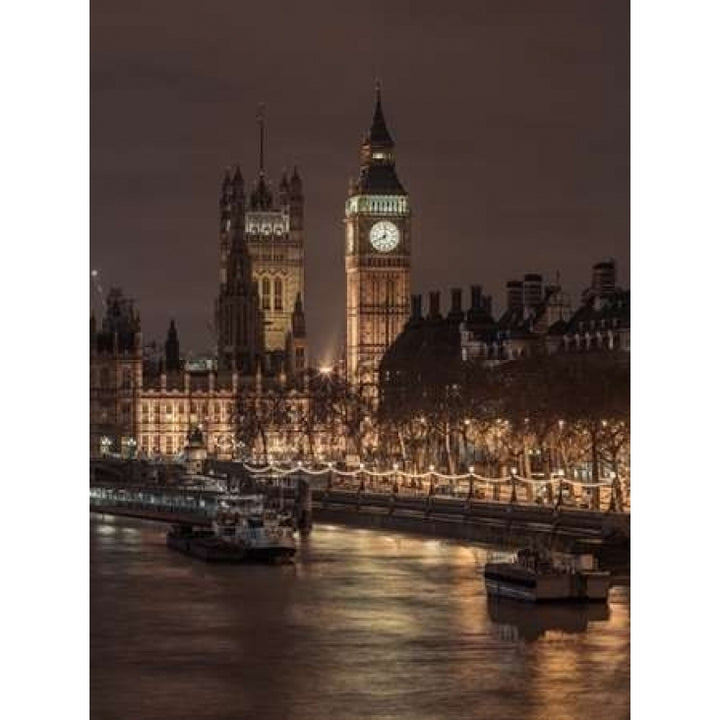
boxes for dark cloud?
[91,0,629,359]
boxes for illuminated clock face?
[370,221,399,252]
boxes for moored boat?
[166,494,296,563]
[483,548,611,603]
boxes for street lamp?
[100,436,112,457]
[556,468,566,506]
[608,470,619,512]
[510,467,518,504]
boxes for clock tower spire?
[345,84,411,394]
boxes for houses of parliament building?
[90,87,409,460]
[90,85,629,463]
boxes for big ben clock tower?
[345,84,411,391]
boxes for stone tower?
[164,319,181,372]
[244,107,305,372]
[215,166,263,372]
[89,288,143,457]
[345,83,411,390]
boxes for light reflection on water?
[91,515,629,720]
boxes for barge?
[167,494,296,564]
[483,548,611,602]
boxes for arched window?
[274,277,283,310]
[261,277,270,310]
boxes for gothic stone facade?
[345,86,411,390]
[91,290,330,461]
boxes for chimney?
[592,259,617,297]
[451,288,462,314]
[428,291,441,320]
[448,288,464,322]
[522,274,543,309]
[468,285,494,326]
[506,281,523,312]
[410,294,423,322]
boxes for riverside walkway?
[90,458,629,566]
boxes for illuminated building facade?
[91,290,335,461]
[217,109,306,373]
[345,85,411,391]
[245,162,305,371]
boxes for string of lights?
[239,462,614,488]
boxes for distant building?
[462,275,572,363]
[546,259,630,354]
[379,261,630,410]
[379,290,466,412]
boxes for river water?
[90,515,630,720]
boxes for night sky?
[91,0,629,364]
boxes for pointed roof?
[357,163,405,194]
[369,82,394,147]
[355,82,406,194]
[230,165,243,185]
[290,165,303,195]
[250,174,273,210]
